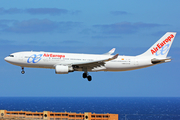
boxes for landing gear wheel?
[21,71,25,74]
[87,76,92,81]
[83,73,87,78]
[21,67,25,74]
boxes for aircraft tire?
[87,76,92,81]
[21,71,25,74]
[83,73,87,78]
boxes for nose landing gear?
[82,73,92,81]
[21,67,25,74]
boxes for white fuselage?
[4,51,153,72]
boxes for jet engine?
[55,65,73,74]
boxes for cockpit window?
[9,55,14,57]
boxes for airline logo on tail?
[151,34,174,55]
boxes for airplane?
[4,32,176,81]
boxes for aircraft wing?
[72,54,119,69]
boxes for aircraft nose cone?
[4,57,7,61]
[4,57,10,62]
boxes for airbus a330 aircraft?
[4,32,176,81]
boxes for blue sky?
[0,0,180,97]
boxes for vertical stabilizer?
[138,32,176,58]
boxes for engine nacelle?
[55,65,72,74]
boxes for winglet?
[112,53,119,59]
[104,48,116,55]
[105,53,119,61]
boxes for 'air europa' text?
[151,34,174,55]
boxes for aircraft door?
[134,59,138,65]
[19,53,24,61]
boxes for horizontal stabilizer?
[151,58,171,64]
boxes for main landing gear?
[21,67,25,74]
[83,73,92,81]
